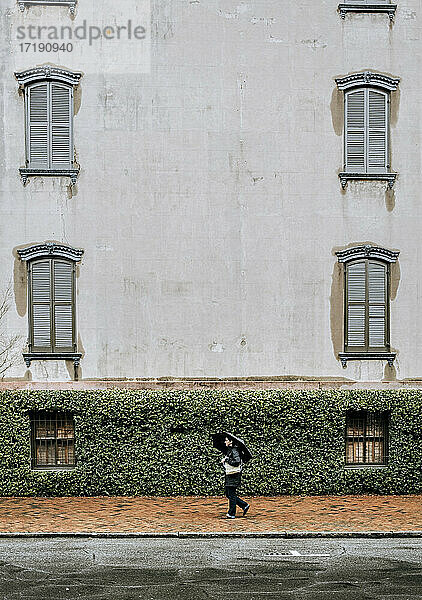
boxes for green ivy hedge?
[1,389,422,496]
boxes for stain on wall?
[67,182,77,199]
[77,334,85,360]
[330,87,344,137]
[385,187,395,212]
[74,84,82,116]
[390,260,400,301]
[383,362,397,381]
[64,333,85,381]
[330,261,344,362]
[65,359,78,381]
[390,88,400,128]
[12,248,27,317]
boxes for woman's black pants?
[225,486,248,516]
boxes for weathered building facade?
[0,0,420,388]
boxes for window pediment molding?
[335,71,400,92]
[15,65,82,87]
[336,245,399,264]
[18,242,84,262]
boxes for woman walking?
[222,436,250,519]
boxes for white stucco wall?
[0,0,421,382]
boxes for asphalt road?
[2,537,422,599]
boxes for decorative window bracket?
[23,353,81,368]
[339,172,397,190]
[339,352,396,368]
[20,168,79,186]
[23,353,82,379]
[18,1,77,14]
[338,4,397,21]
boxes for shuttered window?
[25,81,73,170]
[345,259,389,352]
[346,411,388,466]
[29,258,76,353]
[345,88,388,173]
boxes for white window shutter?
[368,261,386,348]
[51,84,73,168]
[27,83,49,168]
[53,260,74,350]
[31,260,52,350]
[345,90,365,172]
[368,90,387,172]
[347,262,366,347]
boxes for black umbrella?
[212,432,253,463]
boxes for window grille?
[30,411,75,469]
[346,411,388,465]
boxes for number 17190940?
[20,42,73,52]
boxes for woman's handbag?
[224,461,243,475]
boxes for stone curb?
[1,531,422,539]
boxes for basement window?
[345,410,389,467]
[30,410,75,470]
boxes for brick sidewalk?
[0,495,421,533]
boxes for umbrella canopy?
[212,432,253,463]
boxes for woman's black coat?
[224,446,242,488]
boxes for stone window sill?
[20,168,79,186]
[339,352,396,368]
[18,0,76,14]
[344,464,388,470]
[338,3,397,20]
[23,353,82,368]
[31,466,76,472]
[339,172,397,190]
